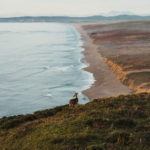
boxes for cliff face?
[105,58,150,93]
[104,58,126,81]
[83,21,150,94]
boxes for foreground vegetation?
[0,93,150,150]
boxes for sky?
[0,0,150,17]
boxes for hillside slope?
[0,93,150,150]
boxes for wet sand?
[75,25,131,99]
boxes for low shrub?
[107,131,131,145]
[112,118,136,129]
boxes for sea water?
[0,23,94,117]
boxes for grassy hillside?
[0,93,150,150]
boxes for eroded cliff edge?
[82,21,150,93]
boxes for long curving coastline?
[0,21,150,150]
[77,21,150,98]
[76,24,131,99]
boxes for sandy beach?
[76,24,131,99]
[76,21,150,99]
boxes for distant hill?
[101,11,135,16]
[0,15,150,23]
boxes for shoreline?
[75,24,131,99]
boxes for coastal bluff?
[0,93,150,150]
[82,21,150,94]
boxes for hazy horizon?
[0,12,150,18]
[0,0,150,17]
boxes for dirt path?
[126,69,150,74]
[76,25,131,99]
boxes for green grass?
[0,93,150,150]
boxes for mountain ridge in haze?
[101,11,135,16]
[0,15,150,23]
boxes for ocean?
[0,23,94,117]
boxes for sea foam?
[0,23,94,117]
